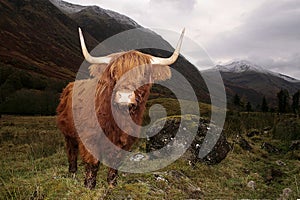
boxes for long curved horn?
[151,28,185,65]
[78,27,111,64]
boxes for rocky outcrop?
[146,115,231,165]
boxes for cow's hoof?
[84,179,96,189]
[108,180,117,188]
[69,163,77,173]
[108,183,116,189]
[70,173,76,179]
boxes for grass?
[144,98,212,124]
[0,111,299,199]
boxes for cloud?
[149,0,197,12]
[205,0,300,78]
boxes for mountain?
[0,0,146,81]
[0,0,97,80]
[0,0,97,114]
[49,0,209,102]
[216,60,299,83]
[50,0,141,42]
[210,60,300,106]
[1,0,299,115]
[0,0,208,115]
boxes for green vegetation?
[261,96,269,112]
[0,64,68,115]
[144,98,211,124]
[0,110,299,199]
[277,89,290,113]
[292,90,300,116]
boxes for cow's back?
[56,82,77,138]
[57,79,100,139]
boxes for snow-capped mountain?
[50,0,139,27]
[206,60,300,106]
[276,73,300,83]
[216,60,299,83]
[216,60,267,73]
[49,0,85,13]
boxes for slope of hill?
[50,0,209,102]
[0,0,102,114]
[210,60,300,106]
[0,0,95,80]
[0,0,209,115]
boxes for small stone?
[283,188,292,194]
[275,160,286,166]
[282,188,292,197]
[261,142,280,153]
[278,188,292,200]
[238,138,252,151]
[263,126,272,131]
[156,176,168,182]
[129,153,146,162]
[247,180,256,190]
[246,130,260,137]
[289,140,300,151]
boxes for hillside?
[0,0,210,115]
[50,0,141,42]
[0,0,95,79]
[0,0,99,114]
[50,0,209,102]
[206,60,300,107]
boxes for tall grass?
[224,112,276,137]
[0,109,299,199]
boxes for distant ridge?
[205,60,300,106]
[50,0,140,27]
[215,60,299,83]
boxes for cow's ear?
[152,65,172,81]
[89,64,107,77]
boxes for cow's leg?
[79,142,100,189]
[106,138,137,187]
[107,168,118,188]
[65,136,79,173]
[84,162,100,189]
[106,149,124,187]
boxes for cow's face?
[102,51,172,109]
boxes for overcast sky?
[64,0,300,79]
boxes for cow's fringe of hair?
[108,50,152,81]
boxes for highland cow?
[56,28,184,189]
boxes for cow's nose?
[115,91,136,106]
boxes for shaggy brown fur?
[56,50,171,189]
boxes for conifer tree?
[261,96,268,112]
